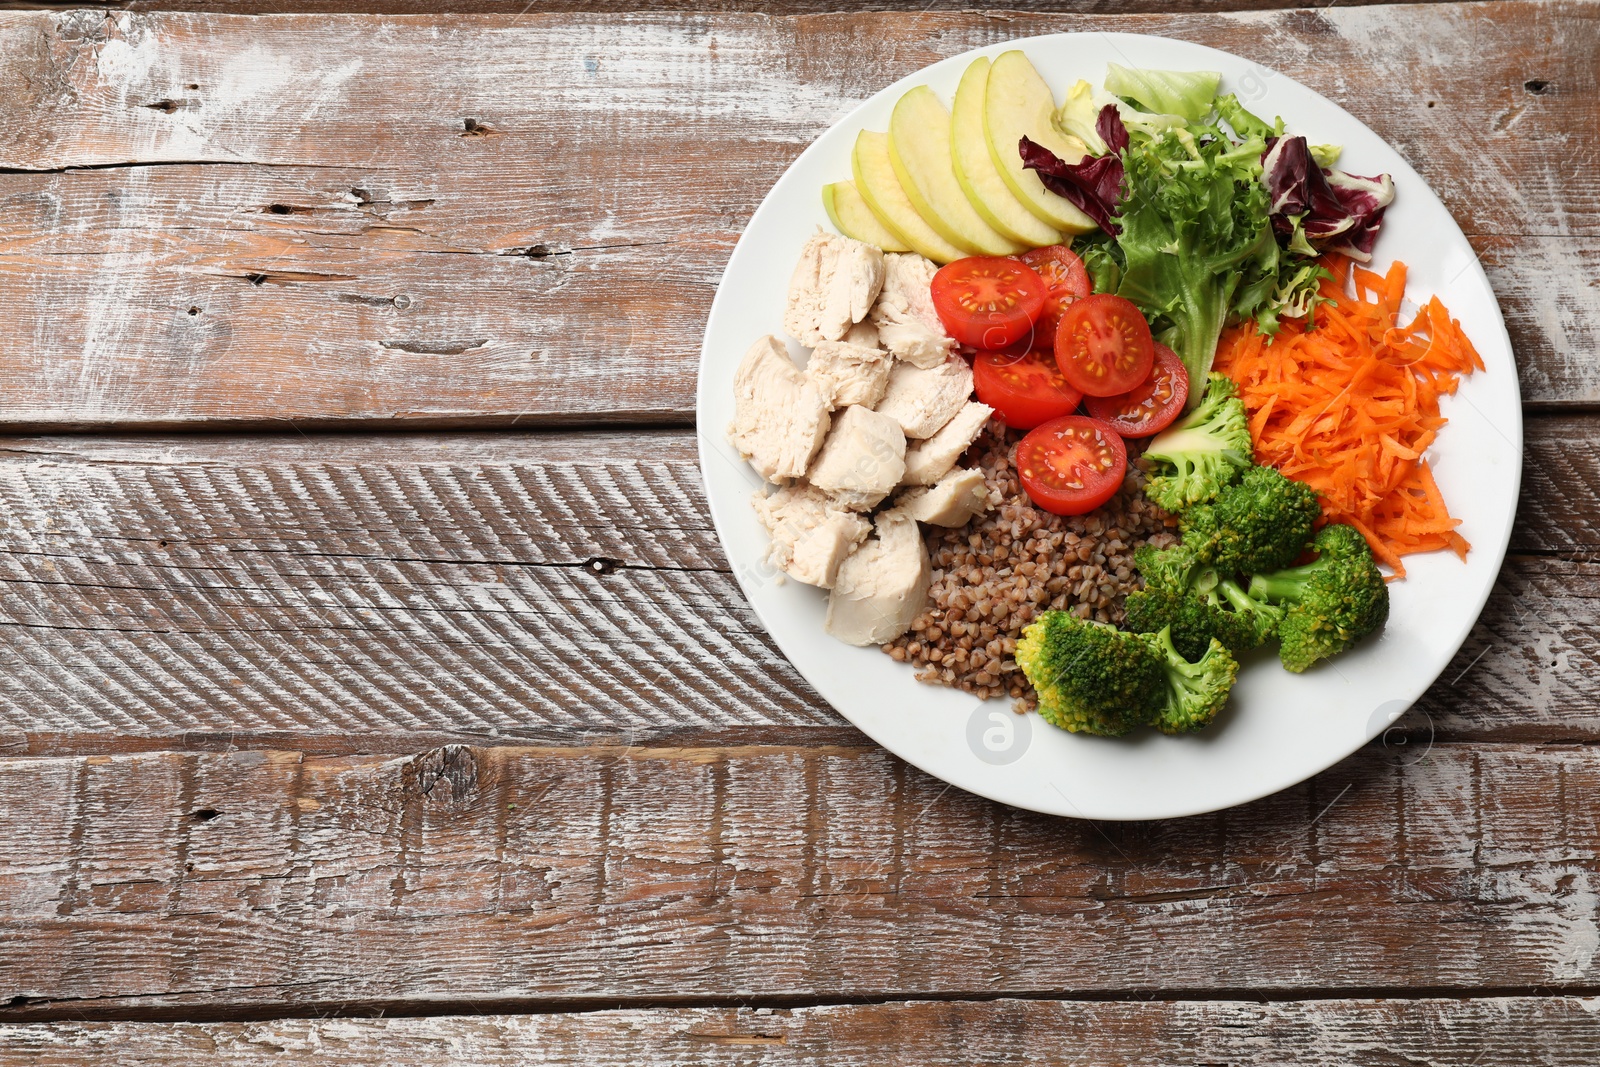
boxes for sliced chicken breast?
[728,335,831,482]
[874,358,974,440]
[870,253,955,368]
[783,232,886,346]
[894,467,991,527]
[806,340,894,409]
[843,319,880,349]
[902,401,994,486]
[807,405,907,508]
[751,484,871,589]
[825,508,932,646]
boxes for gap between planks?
[3,996,1598,1066]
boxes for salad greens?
[1022,67,1394,408]
[1103,63,1220,123]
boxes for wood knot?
[402,745,480,808]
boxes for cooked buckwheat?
[882,423,1178,710]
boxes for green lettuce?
[1057,79,1185,153]
[1114,121,1278,400]
[1104,64,1222,122]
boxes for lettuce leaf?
[1114,122,1277,402]
[1104,64,1222,123]
[1057,79,1185,153]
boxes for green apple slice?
[888,85,1023,257]
[823,180,910,251]
[851,130,965,265]
[984,50,1098,234]
[951,57,1062,248]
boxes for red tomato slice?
[930,256,1047,350]
[1054,293,1155,398]
[974,346,1084,430]
[1019,245,1091,348]
[1085,343,1189,438]
[1016,416,1128,516]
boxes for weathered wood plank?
[4,997,1599,1065]
[0,4,1593,428]
[0,418,1590,745]
[0,741,1597,1013]
[20,0,1503,16]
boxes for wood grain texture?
[0,421,1576,741]
[3,0,1500,15]
[0,3,1594,428]
[4,997,1599,1065]
[0,417,1586,746]
[2,741,1600,1014]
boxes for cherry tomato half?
[1085,343,1190,438]
[930,256,1047,350]
[1019,245,1091,348]
[1016,415,1128,516]
[974,345,1084,431]
[1054,293,1155,397]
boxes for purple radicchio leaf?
[1262,135,1395,261]
[1323,169,1395,260]
[1019,105,1128,235]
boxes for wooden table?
[0,1,1596,1061]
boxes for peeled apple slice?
[951,57,1062,248]
[851,130,966,264]
[823,180,910,251]
[888,85,1023,257]
[983,50,1098,234]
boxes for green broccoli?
[1016,613,1240,738]
[1183,465,1322,574]
[1132,542,1205,594]
[1127,542,1261,660]
[1243,523,1390,672]
[1016,612,1163,737]
[1217,577,1284,646]
[1142,374,1254,512]
[1137,627,1240,735]
[1124,584,1264,661]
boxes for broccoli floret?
[1218,577,1284,645]
[1016,612,1164,737]
[1183,465,1322,574]
[1245,524,1390,672]
[1129,541,1259,659]
[1132,542,1204,595]
[1142,374,1254,512]
[1123,585,1264,661]
[1136,627,1240,735]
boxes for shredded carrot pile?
[1213,256,1485,578]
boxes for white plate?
[695,33,1521,820]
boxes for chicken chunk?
[807,405,906,508]
[728,335,831,482]
[843,319,880,349]
[894,468,991,527]
[874,358,974,440]
[870,253,955,368]
[902,401,994,486]
[751,484,871,589]
[783,232,886,346]
[806,340,893,409]
[825,508,932,646]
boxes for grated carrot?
[1213,256,1483,578]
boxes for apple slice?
[851,130,965,265]
[951,57,1063,248]
[823,180,910,251]
[984,50,1098,234]
[888,85,1023,257]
